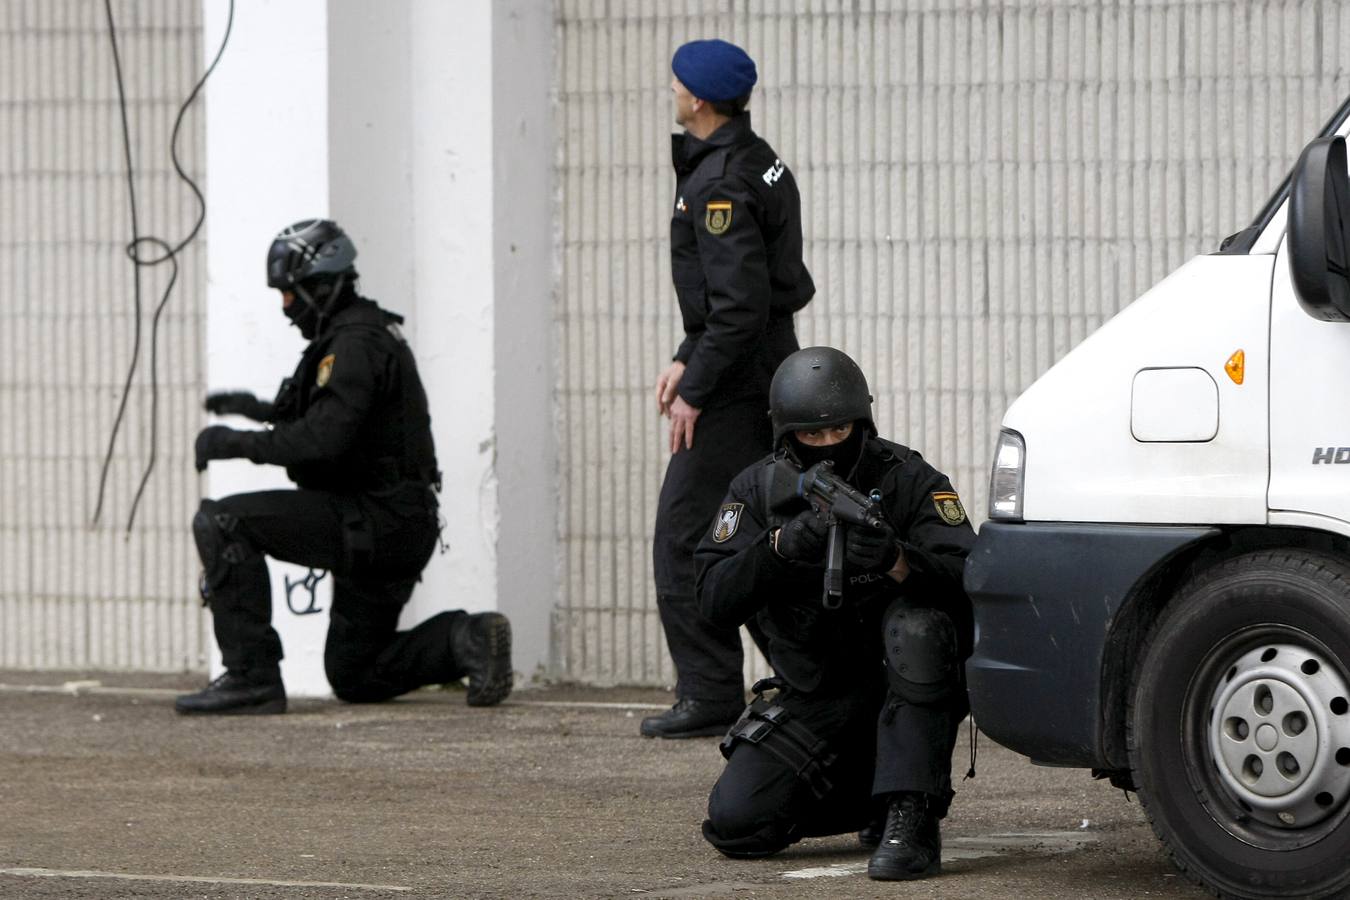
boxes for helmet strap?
[291,274,348,338]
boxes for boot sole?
[866,859,941,881]
[466,613,513,707]
[638,721,736,739]
[175,697,287,716]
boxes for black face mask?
[789,427,866,473]
[283,298,320,340]
[283,276,352,340]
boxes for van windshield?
[1218,93,1350,254]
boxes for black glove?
[194,425,246,472]
[204,391,273,422]
[845,521,901,573]
[773,508,829,563]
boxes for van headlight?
[988,429,1025,521]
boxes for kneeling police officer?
[177,219,512,715]
[694,346,975,880]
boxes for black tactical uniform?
[648,111,814,734]
[693,347,974,880]
[178,219,511,714]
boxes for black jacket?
[670,113,814,409]
[694,436,975,693]
[235,297,440,495]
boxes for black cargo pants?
[653,397,773,704]
[194,483,460,702]
[702,596,970,856]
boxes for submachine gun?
[768,457,887,609]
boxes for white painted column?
[402,0,502,637]
[330,0,556,680]
[203,0,335,695]
[204,0,556,695]
[489,1,557,684]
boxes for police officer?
[644,39,815,739]
[176,219,513,715]
[694,347,974,881]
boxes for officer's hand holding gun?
[768,457,896,608]
[772,508,829,562]
[844,520,900,573]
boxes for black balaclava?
[284,275,355,340]
[283,295,321,339]
[787,424,867,474]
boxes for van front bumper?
[963,521,1216,767]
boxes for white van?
[965,97,1350,900]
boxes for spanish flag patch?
[705,200,733,235]
[931,492,966,526]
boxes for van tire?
[1128,550,1350,900]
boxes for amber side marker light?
[1225,349,1245,385]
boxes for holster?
[720,678,837,799]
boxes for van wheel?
[1128,550,1350,900]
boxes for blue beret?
[672,39,757,103]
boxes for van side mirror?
[1288,136,1350,321]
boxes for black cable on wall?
[93,0,235,532]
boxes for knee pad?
[193,500,256,592]
[883,605,959,704]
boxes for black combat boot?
[639,697,744,739]
[866,791,941,881]
[452,612,513,707]
[174,669,286,715]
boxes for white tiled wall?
[552,0,1350,685]
[0,0,206,670]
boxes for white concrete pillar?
[487,1,557,684]
[329,0,555,683]
[205,0,555,695]
[202,0,335,696]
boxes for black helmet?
[769,346,874,447]
[266,219,357,290]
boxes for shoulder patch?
[316,353,336,388]
[705,200,733,235]
[713,502,745,543]
[931,492,966,526]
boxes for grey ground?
[0,671,1207,899]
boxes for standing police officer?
[176,219,513,715]
[694,347,974,881]
[644,39,815,739]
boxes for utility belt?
[720,678,837,800]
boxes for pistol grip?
[823,521,845,608]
